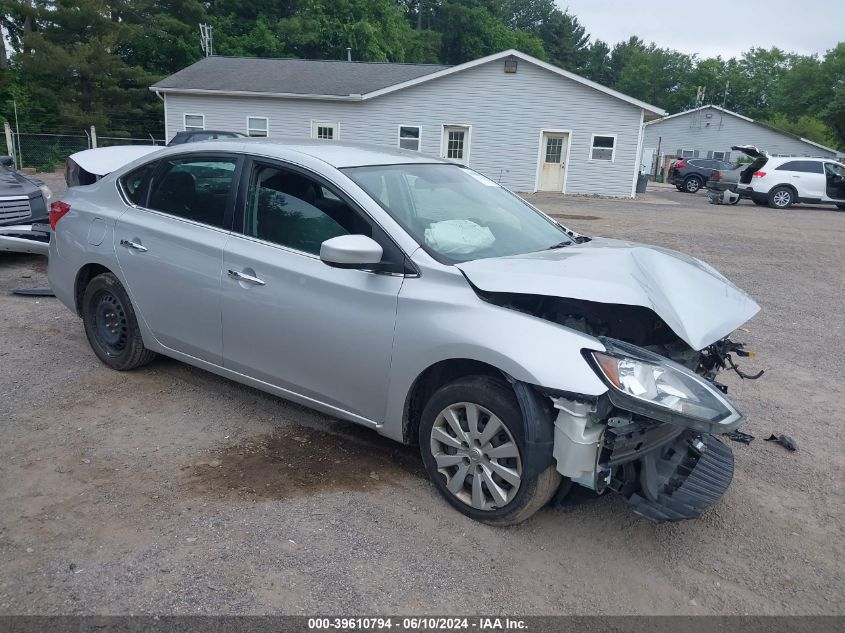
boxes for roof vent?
[504,57,518,74]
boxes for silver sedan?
[48,140,760,524]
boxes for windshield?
[342,163,573,263]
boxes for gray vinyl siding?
[163,59,644,196]
[643,106,837,159]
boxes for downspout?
[631,109,646,198]
[154,90,168,144]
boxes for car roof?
[162,138,449,168]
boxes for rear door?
[115,153,242,364]
[220,157,407,423]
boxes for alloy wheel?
[773,190,792,207]
[429,402,522,510]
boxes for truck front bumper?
[0,224,50,255]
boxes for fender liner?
[509,379,557,480]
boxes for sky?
[557,0,844,59]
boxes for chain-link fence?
[6,130,165,173]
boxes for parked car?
[66,145,162,187]
[0,155,51,255]
[668,157,736,193]
[47,140,761,525]
[734,145,845,210]
[706,165,744,205]
[167,130,246,146]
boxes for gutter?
[149,87,363,102]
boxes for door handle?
[228,269,265,286]
[120,239,147,252]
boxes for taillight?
[752,171,767,178]
[675,159,687,168]
[49,200,71,230]
[714,171,723,181]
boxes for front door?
[538,132,568,192]
[115,154,241,364]
[220,159,404,423]
[441,126,470,165]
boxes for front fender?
[382,265,607,442]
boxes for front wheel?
[419,376,561,526]
[81,272,156,370]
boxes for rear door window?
[119,162,157,205]
[148,156,238,228]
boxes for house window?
[311,121,339,140]
[247,116,268,137]
[590,134,616,161]
[680,149,697,158]
[442,125,470,163]
[184,114,204,131]
[398,126,421,151]
[712,150,730,161]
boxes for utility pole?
[722,81,730,108]
[200,23,213,57]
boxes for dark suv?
[167,130,246,146]
[668,158,736,193]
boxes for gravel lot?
[1,185,843,615]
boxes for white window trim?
[589,133,617,163]
[246,116,269,137]
[440,124,472,165]
[533,128,572,193]
[311,120,340,140]
[397,124,422,151]
[183,113,205,131]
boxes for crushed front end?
[550,336,760,523]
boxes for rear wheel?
[419,376,560,526]
[81,272,156,370]
[836,203,845,211]
[768,186,794,209]
[683,176,703,193]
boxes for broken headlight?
[586,337,743,433]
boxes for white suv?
[733,145,845,210]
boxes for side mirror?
[0,156,14,168]
[320,234,383,269]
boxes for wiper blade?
[546,241,572,250]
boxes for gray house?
[642,105,842,176]
[151,49,665,197]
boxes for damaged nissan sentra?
[47,140,762,525]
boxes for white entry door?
[441,125,470,164]
[538,131,569,192]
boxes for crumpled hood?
[456,237,760,350]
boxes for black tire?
[675,185,684,192]
[836,203,845,211]
[683,176,703,193]
[768,186,795,209]
[81,272,156,371]
[753,199,767,206]
[419,375,561,526]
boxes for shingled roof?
[151,56,451,98]
[151,50,666,116]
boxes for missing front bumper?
[608,431,734,522]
